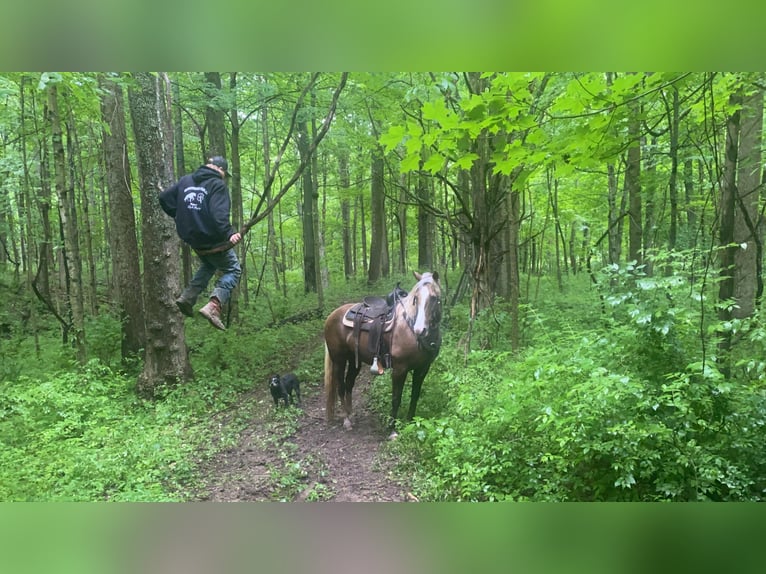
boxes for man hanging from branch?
[159,156,242,331]
[157,73,348,331]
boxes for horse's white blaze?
[412,284,429,334]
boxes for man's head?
[207,156,230,178]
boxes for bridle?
[396,277,442,353]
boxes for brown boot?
[175,287,202,317]
[175,296,194,317]
[199,297,226,331]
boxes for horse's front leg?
[407,363,432,421]
[340,362,359,430]
[389,367,408,436]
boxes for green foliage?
[84,312,123,368]
[1,361,186,500]
[388,257,766,502]
[0,299,325,501]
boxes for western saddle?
[342,283,408,375]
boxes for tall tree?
[99,74,145,359]
[417,172,434,271]
[261,90,283,295]
[717,85,741,368]
[338,149,353,280]
[129,72,192,396]
[171,76,193,288]
[34,85,53,304]
[297,111,318,293]
[626,95,643,266]
[47,81,86,362]
[313,92,328,303]
[204,72,226,158]
[396,172,408,274]
[367,146,388,283]
[667,85,681,252]
[732,80,763,318]
[227,72,244,319]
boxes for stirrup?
[370,356,384,376]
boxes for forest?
[1,72,765,501]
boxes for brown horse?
[324,271,442,433]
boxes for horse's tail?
[324,341,335,421]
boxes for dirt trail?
[197,365,413,502]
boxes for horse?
[323,271,442,434]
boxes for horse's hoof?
[388,431,399,441]
[343,418,353,430]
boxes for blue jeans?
[188,248,241,305]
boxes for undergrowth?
[0,274,400,501]
[385,257,766,501]
[0,306,324,501]
[7,262,765,502]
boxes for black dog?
[269,373,301,408]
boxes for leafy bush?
[389,257,766,501]
[0,360,186,500]
[84,312,123,368]
[0,300,326,501]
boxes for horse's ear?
[432,271,439,283]
[413,271,422,281]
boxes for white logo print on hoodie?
[183,186,207,211]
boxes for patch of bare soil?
[196,364,414,502]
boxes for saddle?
[342,283,408,374]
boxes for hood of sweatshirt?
[192,165,224,185]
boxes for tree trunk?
[171,77,193,288]
[204,72,226,158]
[35,100,53,304]
[732,83,763,318]
[627,102,642,266]
[318,154,329,294]
[228,72,245,316]
[668,86,680,252]
[99,74,145,359]
[262,97,282,294]
[129,72,193,396]
[466,75,495,317]
[508,187,521,350]
[368,147,387,283]
[48,83,86,363]
[19,75,40,353]
[417,172,434,271]
[359,174,368,275]
[65,100,98,315]
[549,167,564,291]
[338,150,353,280]
[297,115,317,293]
[312,95,326,307]
[717,91,740,368]
[684,158,697,234]
[0,207,7,267]
[643,136,657,276]
[605,73,622,266]
[397,173,408,274]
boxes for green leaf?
[453,152,479,170]
[422,99,450,124]
[401,153,421,173]
[380,125,406,152]
[423,153,445,173]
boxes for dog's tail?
[324,341,335,422]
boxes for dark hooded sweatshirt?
[159,165,235,251]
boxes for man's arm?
[159,181,179,217]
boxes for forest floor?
[193,338,416,503]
